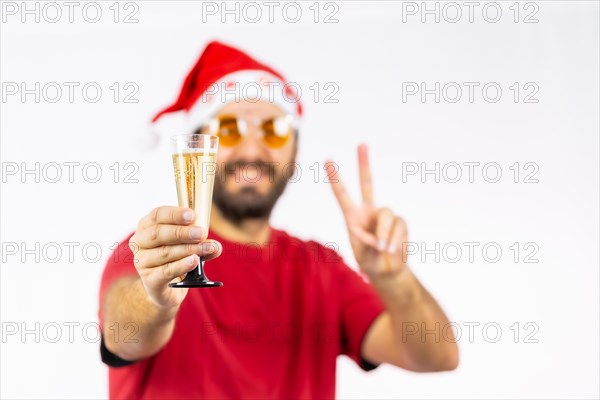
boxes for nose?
[232,120,268,160]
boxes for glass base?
[168,259,222,289]
[168,279,223,288]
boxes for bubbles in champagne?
[172,150,217,240]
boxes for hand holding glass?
[169,134,222,288]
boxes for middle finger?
[135,224,206,248]
[137,240,223,269]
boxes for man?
[99,41,459,399]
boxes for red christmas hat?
[151,40,303,129]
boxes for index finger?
[138,206,196,229]
[358,143,374,206]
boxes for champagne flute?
[169,134,222,288]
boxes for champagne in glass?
[169,134,222,288]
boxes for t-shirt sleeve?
[98,232,139,367]
[328,248,386,371]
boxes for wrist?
[153,303,180,325]
[368,264,410,287]
[370,267,423,310]
[137,280,180,324]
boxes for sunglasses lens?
[211,116,242,147]
[262,117,292,148]
[206,115,294,148]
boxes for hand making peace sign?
[325,144,409,280]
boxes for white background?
[1,1,599,399]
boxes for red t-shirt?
[98,228,385,399]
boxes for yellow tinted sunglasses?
[198,114,297,149]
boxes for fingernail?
[377,239,387,251]
[185,255,196,265]
[387,243,397,254]
[191,227,203,239]
[183,211,195,221]
[200,242,216,253]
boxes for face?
[201,100,298,225]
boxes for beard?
[212,160,293,226]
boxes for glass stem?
[185,258,206,282]
[196,258,205,278]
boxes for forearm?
[102,276,179,361]
[371,268,459,371]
